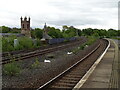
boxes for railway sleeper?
[75,67,89,70]
[70,71,85,74]
[61,77,80,81]
[51,82,75,87]
[50,85,72,89]
[59,80,78,83]
[65,75,81,78]
[68,73,81,76]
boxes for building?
[21,16,31,37]
[41,23,52,43]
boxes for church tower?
[41,23,52,43]
[21,16,31,37]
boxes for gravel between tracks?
[2,39,107,89]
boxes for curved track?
[37,39,108,90]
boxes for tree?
[78,29,82,36]
[107,29,118,37]
[1,26,10,33]
[48,27,63,38]
[82,28,94,36]
[34,28,43,39]
[118,30,120,36]
[99,29,107,37]
[63,26,78,38]
[62,25,68,32]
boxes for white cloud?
[0,0,119,29]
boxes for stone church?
[41,23,52,40]
[20,17,52,42]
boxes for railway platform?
[73,39,119,89]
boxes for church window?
[27,24,29,29]
[23,24,24,28]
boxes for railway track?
[1,37,83,57]
[37,39,109,90]
[2,37,87,64]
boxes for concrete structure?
[73,39,119,89]
[21,16,31,37]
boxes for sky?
[0,0,119,30]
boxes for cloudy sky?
[0,0,119,29]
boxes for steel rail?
[37,40,103,90]
[2,39,87,64]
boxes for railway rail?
[1,37,82,57]
[37,39,109,90]
[2,37,87,64]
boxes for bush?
[86,36,96,45]
[31,57,40,68]
[72,36,97,54]
[18,37,34,49]
[72,47,80,54]
[2,35,16,52]
[79,44,85,50]
[3,57,21,76]
[35,39,41,48]
[2,36,41,52]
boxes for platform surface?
[80,39,119,89]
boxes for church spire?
[24,16,27,21]
[20,16,23,21]
[44,23,47,28]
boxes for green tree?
[107,29,118,38]
[78,29,82,36]
[48,27,63,38]
[62,25,69,32]
[1,26,11,33]
[82,28,94,36]
[34,28,43,39]
[63,26,78,38]
[10,27,21,33]
[118,30,120,36]
[99,29,107,37]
